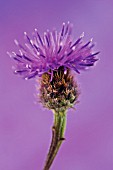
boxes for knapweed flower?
[8,22,99,170]
[8,22,99,80]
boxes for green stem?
[43,110,67,170]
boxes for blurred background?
[0,0,113,169]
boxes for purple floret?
[8,22,99,80]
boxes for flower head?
[8,22,99,80]
[8,22,99,111]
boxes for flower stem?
[43,110,67,170]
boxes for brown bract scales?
[39,66,79,112]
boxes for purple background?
[0,0,113,170]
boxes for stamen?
[23,55,33,62]
[71,35,83,48]
[67,50,73,56]
[57,45,62,54]
[65,21,70,35]
[24,32,32,44]
[81,41,91,49]
[25,71,38,80]
[44,32,50,47]
[61,22,65,37]
[15,70,27,73]
[86,52,100,58]
[35,29,43,46]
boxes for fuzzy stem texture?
[43,110,67,170]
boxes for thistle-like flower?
[8,22,99,170]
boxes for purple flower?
[8,22,100,170]
[8,22,99,80]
